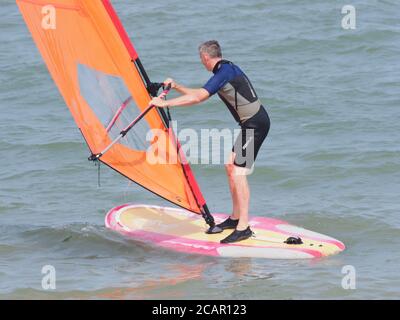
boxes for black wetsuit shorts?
[232,105,270,169]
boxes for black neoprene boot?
[220,226,253,244]
[216,217,239,230]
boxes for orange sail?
[16,0,210,216]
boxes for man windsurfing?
[149,40,270,243]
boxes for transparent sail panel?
[78,64,150,151]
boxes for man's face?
[199,52,211,71]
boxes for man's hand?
[149,97,169,108]
[163,78,177,89]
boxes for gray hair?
[198,40,222,58]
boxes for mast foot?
[206,225,223,234]
[88,154,100,161]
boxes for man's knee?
[225,163,235,178]
[232,164,253,177]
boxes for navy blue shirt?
[202,60,261,123]
[203,60,243,95]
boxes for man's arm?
[164,78,200,96]
[149,88,209,108]
[174,83,200,96]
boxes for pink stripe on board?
[113,226,325,258]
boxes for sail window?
[78,63,150,151]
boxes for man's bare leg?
[225,152,250,228]
[231,165,250,230]
[225,152,240,220]
[220,154,252,243]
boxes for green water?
[0,0,399,299]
